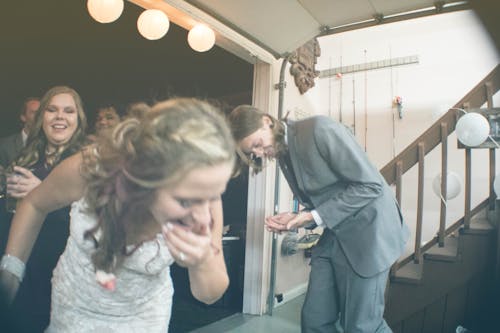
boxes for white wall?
[272,9,500,301]
[315,10,499,167]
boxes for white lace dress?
[45,199,175,333]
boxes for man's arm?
[312,118,383,229]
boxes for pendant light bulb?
[137,9,170,40]
[87,0,124,24]
[188,24,215,52]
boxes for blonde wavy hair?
[14,86,88,169]
[82,98,235,273]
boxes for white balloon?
[455,113,490,147]
[432,171,462,200]
[137,9,170,40]
[87,0,124,24]
[494,175,500,197]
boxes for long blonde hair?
[82,98,235,273]
[14,86,87,169]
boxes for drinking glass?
[5,170,21,213]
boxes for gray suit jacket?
[283,116,409,277]
[0,131,24,168]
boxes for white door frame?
[241,60,277,315]
[131,0,278,316]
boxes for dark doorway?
[169,108,250,333]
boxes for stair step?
[391,260,424,285]
[472,209,488,219]
[461,218,495,235]
[424,236,460,262]
[487,208,499,224]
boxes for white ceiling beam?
[128,0,277,63]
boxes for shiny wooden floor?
[190,294,304,333]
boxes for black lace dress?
[6,157,71,333]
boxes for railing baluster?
[486,81,493,107]
[391,161,403,277]
[396,161,403,206]
[414,142,425,263]
[439,123,448,247]
[463,103,472,229]
[486,81,497,210]
[490,149,496,209]
[464,147,472,229]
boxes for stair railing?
[380,64,500,269]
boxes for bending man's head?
[228,105,285,174]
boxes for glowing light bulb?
[137,9,170,40]
[87,0,124,24]
[188,24,215,52]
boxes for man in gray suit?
[0,97,40,168]
[229,105,409,333]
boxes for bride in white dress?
[0,98,235,332]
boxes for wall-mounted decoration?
[393,95,403,119]
[289,38,321,94]
[319,55,419,78]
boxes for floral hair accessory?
[95,270,116,291]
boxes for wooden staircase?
[382,64,500,333]
[387,210,497,332]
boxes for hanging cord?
[438,190,448,208]
[339,56,343,124]
[389,46,396,159]
[352,77,356,135]
[364,49,368,152]
[328,57,332,118]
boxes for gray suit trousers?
[301,229,392,333]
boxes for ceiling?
[180,0,470,58]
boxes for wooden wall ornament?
[289,38,321,94]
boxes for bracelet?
[0,254,25,283]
